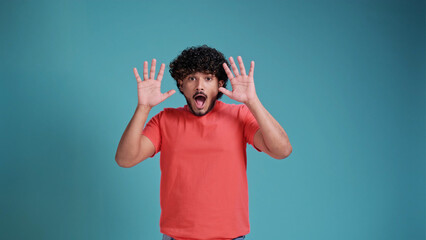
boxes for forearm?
[246,97,292,156]
[115,104,152,164]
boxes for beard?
[185,95,218,117]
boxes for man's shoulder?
[163,106,186,112]
[154,101,246,118]
[156,105,186,118]
[219,100,246,112]
[222,101,243,108]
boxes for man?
[115,45,292,240]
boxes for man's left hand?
[219,56,258,105]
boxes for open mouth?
[194,94,207,109]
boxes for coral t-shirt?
[142,100,261,240]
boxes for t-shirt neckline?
[184,100,223,117]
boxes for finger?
[161,89,176,102]
[222,63,234,79]
[157,63,165,81]
[229,57,240,76]
[237,56,247,76]
[150,59,156,79]
[248,61,255,77]
[134,68,142,83]
[218,87,233,98]
[143,61,149,80]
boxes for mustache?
[193,91,207,98]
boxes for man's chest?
[160,117,245,154]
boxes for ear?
[178,79,183,91]
[218,80,224,88]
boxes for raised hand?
[219,56,258,104]
[134,59,175,107]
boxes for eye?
[189,77,195,81]
[206,77,212,81]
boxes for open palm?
[219,56,258,104]
[134,59,175,107]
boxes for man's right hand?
[133,59,176,107]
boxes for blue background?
[1,0,424,239]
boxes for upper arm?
[253,129,268,153]
[130,134,156,167]
[253,130,285,159]
[138,111,163,164]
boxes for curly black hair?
[169,45,229,99]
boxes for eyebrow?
[187,74,214,78]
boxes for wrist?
[245,96,260,108]
[137,104,152,112]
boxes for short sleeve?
[142,111,163,157]
[241,105,262,152]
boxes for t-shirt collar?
[184,100,223,116]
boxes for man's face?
[178,72,224,116]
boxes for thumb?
[162,89,176,100]
[219,87,232,98]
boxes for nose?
[196,79,204,91]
